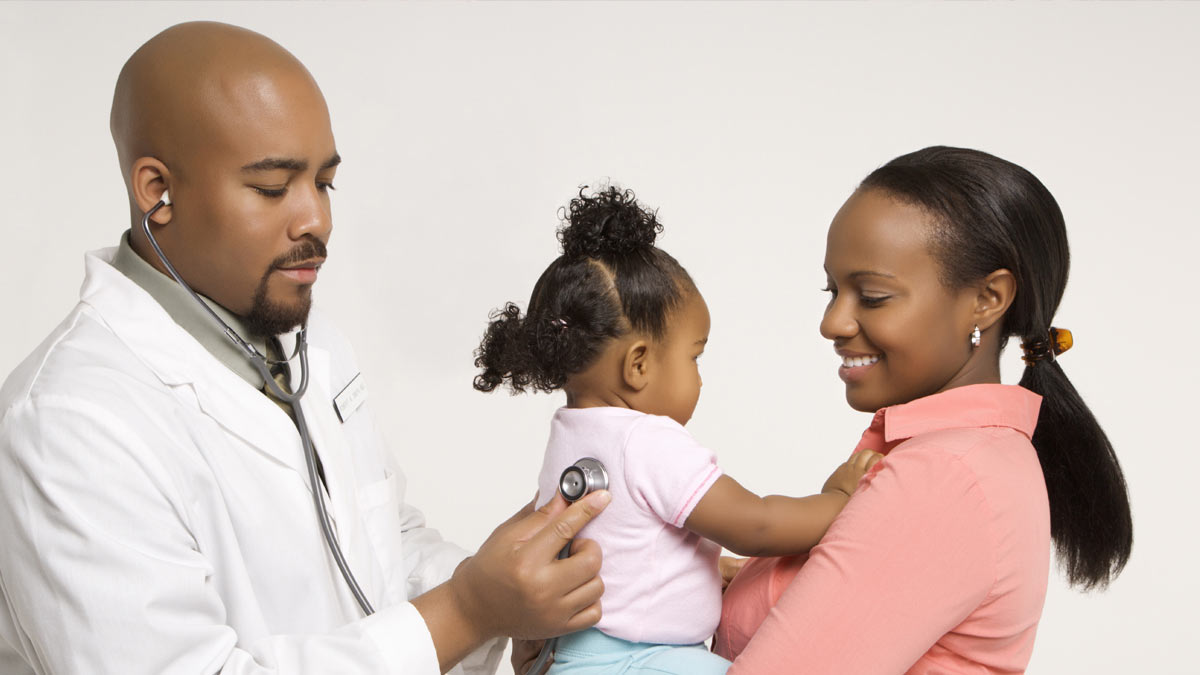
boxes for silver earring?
[970,325,982,349]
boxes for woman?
[715,146,1133,673]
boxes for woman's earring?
[970,325,982,349]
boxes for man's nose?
[289,183,333,243]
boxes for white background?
[2,2,1196,672]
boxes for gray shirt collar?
[111,231,269,389]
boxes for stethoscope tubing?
[140,198,374,616]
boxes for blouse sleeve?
[728,443,998,674]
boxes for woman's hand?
[719,555,748,590]
[511,638,551,675]
[822,449,884,497]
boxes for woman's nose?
[819,295,857,342]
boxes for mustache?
[272,236,327,268]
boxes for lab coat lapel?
[79,249,312,481]
[290,338,381,602]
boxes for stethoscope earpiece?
[160,189,171,207]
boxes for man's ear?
[973,269,1017,334]
[131,157,172,225]
[622,340,651,392]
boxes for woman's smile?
[836,350,881,382]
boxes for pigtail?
[473,302,536,393]
[1019,357,1132,589]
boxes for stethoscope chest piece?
[558,457,608,503]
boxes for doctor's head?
[111,22,338,337]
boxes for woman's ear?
[131,157,172,225]
[973,268,1017,333]
[622,340,651,392]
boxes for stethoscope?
[527,457,609,675]
[141,192,375,617]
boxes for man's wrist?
[411,563,495,672]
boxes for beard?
[244,236,327,338]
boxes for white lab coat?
[0,248,505,674]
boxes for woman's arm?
[685,450,881,557]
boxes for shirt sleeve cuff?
[360,602,441,674]
[670,464,724,527]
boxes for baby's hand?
[821,449,884,498]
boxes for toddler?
[474,186,879,674]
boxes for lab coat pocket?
[356,471,406,604]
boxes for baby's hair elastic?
[1020,327,1073,367]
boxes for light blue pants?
[548,628,731,675]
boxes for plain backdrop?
[1,2,1196,672]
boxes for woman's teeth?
[842,355,880,368]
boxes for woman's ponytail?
[1019,357,1133,589]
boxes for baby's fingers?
[853,449,884,472]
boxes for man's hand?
[511,638,551,675]
[452,490,609,639]
[821,449,884,498]
[413,490,609,671]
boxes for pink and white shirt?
[716,384,1051,674]
[535,407,724,645]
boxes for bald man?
[0,22,606,675]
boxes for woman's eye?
[821,285,838,298]
[253,186,287,198]
[860,294,890,308]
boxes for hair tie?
[1021,327,1073,367]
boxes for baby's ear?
[622,340,651,391]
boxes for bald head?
[110,22,339,334]
[111,22,328,207]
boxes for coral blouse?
[715,384,1051,674]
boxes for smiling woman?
[716,146,1133,674]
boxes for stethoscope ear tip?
[160,190,171,206]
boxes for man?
[0,22,606,674]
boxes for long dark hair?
[474,185,694,394]
[860,146,1132,590]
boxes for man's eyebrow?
[695,337,709,346]
[320,153,342,171]
[241,157,307,173]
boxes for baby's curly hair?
[474,185,695,394]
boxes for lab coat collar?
[110,232,269,390]
[78,247,329,493]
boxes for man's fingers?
[548,537,603,591]
[528,490,610,559]
[559,573,605,618]
[536,491,568,519]
[563,598,603,634]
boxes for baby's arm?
[685,450,882,557]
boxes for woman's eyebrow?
[848,270,897,280]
